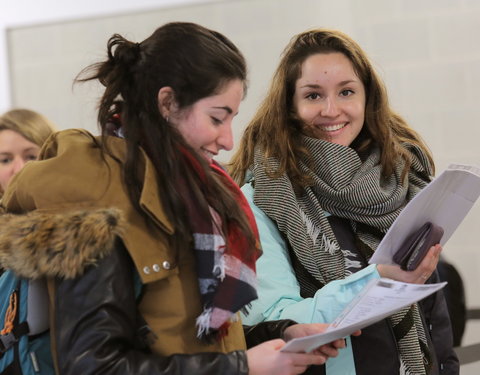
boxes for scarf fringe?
[212,254,227,281]
[343,250,362,270]
[321,233,339,255]
[299,206,339,255]
[196,307,239,341]
[299,208,321,245]
[196,307,213,339]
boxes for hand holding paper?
[280,278,445,353]
[370,163,480,266]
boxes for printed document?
[369,163,480,265]
[281,278,445,353]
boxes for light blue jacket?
[241,182,381,375]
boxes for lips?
[319,122,347,132]
[201,148,216,161]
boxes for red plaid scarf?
[179,150,260,341]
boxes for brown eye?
[306,93,320,100]
[340,89,354,97]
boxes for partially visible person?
[230,28,458,374]
[438,257,467,347]
[0,108,56,194]
[0,23,348,375]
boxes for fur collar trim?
[0,208,124,279]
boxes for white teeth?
[203,149,215,158]
[322,123,346,132]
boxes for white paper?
[369,163,480,265]
[281,278,446,353]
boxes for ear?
[157,86,177,119]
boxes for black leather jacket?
[53,240,296,375]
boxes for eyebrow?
[212,106,233,114]
[299,80,358,89]
[0,147,38,155]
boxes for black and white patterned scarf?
[252,136,433,375]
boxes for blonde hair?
[0,108,56,147]
[229,28,434,189]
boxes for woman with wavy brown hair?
[230,28,457,375]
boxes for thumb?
[267,338,286,350]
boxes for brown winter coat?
[0,129,246,359]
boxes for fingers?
[291,352,328,366]
[283,323,330,341]
[378,244,442,284]
[247,339,326,375]
[312,344,340,358]
[331,338,347,349]
[413,244,442,284]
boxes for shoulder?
[240,181,254,202]
[2,129,127,213]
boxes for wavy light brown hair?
[229,28,434,189]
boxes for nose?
[12,158,26,176]
[321,96,340,117]
[218,121,234,151]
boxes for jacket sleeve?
[240,182,380,326]
[420,271,460,374]
[53,239,248,375]
[243,319,296,348]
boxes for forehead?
[194,79,244,112]
[0,130,38,150]
[297,52,358,82]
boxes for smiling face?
[0,129,40,191]
[293,52,366,147]
[172,79,244,162]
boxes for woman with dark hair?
[230,28,458,374]
[0,23,345,375]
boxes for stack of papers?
[370,163,480,265]
[281,278,445,353]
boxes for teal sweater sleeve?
[241,182,379,375]
[241,182,380,326]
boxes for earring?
[165,116,169,123]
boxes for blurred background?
[2,0,479,372]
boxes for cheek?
[0,170,10,190]
[182,132,201,150]
[295,102,314,122]
[348,101,365,123]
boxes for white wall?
[0,0,211,112]
[3,0,480,371]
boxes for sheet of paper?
[281,278,446,353]
[369,163,480,265]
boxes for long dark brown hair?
[77,22,254,253]
[230,28,434,190]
